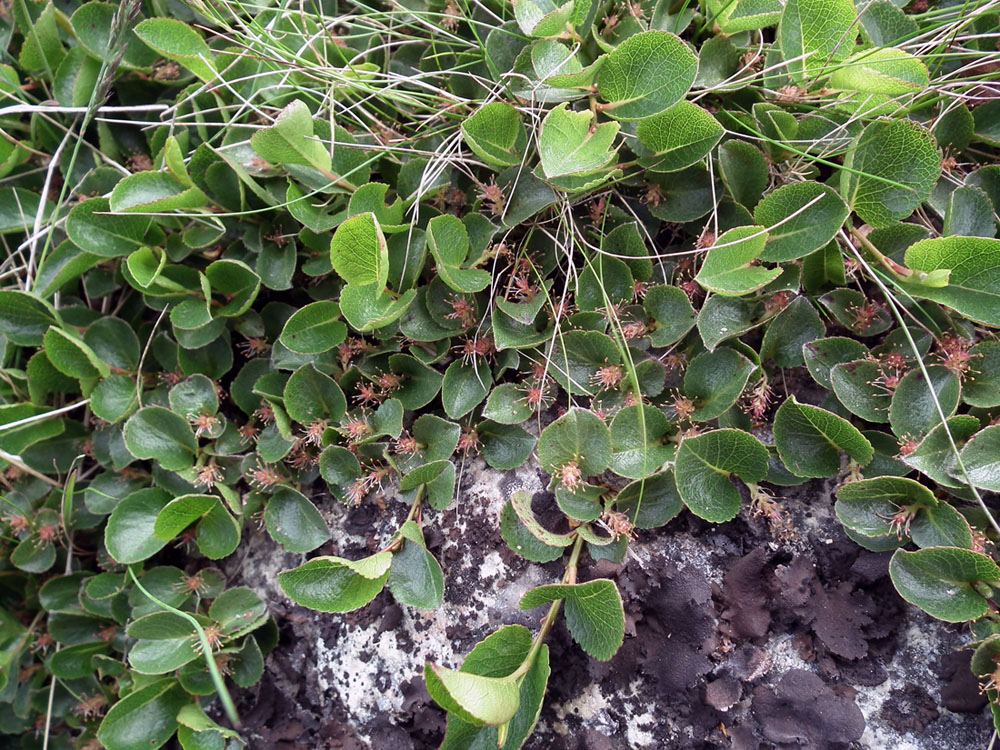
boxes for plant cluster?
[0,0,1000,746]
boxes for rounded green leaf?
[755,182,849,262]
[902,415,981,488]
[830,48,929,96]
[840,119,940,228]
[597,31,698,120]
[835,476,937,538]
[609,405,673,479]
[889,547,1000,622]
[694,225,780,296]
[426,664,522,727]
[718,141,768,209]
[961,425,1000,492]
[674,429,769,523]
[105,489,173,564]
[683,348,756,421]
[778,0,857,83]
[830,359,890,423]
[635,101,724,173]
[774,397,873,478]
[133,18,215,81]
[888,365,960,440]
[442,359,491,419]
[901,237,1000,327]
[479,421,535,471]
[279,556,390,613]
[250,99,331,173]
[283,364,347,425]
[539,104,619,179]
[803,337,869,390]
[519,579,625,661]
[0,291,59,346]
[265,487,330,554]
[388,523,445,610]
[66,197,151,257]
[279,303,348,355]
[123,406,199,471]
[614,470,683,529]
[330,213,389,289]
[97,679,188,750]
[461,101,529,168]
[537,408,612,477]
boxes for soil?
[224,455,993,749]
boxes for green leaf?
[442,359,491,419]
[279,554,391,613]
[283,364,347,425]
[104,488,173,565]
[614,470,683,529]
[265,487,330,554]
[944,186,996,239]
[705,0,782,33]
[683,348,756,421]
[539,104,619,180]
[718,141,769,209]
[250,99,332,174]
[609,405,673,479]
[482,383,534,425]
[479,421,535,471]
[0,291,59,346]
[425,664,522,727]
[501,499,565,562]
[439,625,550,750]
[840,119,940,228]
[774,396,873,478]
[644,284,696,347]
[123,406,199,470]
[461,102,529,168]
[134,18,214,81]
[520,579,625,660]
[66,198,152,257]
[538,408,612,477]
[97,678,188,750]
[109,172,208,213]
[888,365,960,439]
[899,237,1000,327]
[510,490,575,548]
[154,494,240,559]
[635,101,723,173]
[803,337,869,390]
[339,285,417,332]
[961,425,1000,492]
[830,359,890,423]
[830,48,929,96]
[755,182,849,262]
[835,476,937,538]
[889,547,1000,622]
[389,522,445,609]
[694,226,780,295]
[674,428,769,522]
[426,215,491,293]
[760,296,825,368]
[909,503,973,550]
[778,0,857,83]
[330,213,389,289]
[965,341,1000,407]
[902,415,981,488]
[43,325,110,379]
[597,31,698,120]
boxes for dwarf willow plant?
[1,0,1000,745]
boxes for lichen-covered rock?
[229,457,992,748]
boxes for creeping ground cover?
[0,0,999,745]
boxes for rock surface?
[227,456,992,749]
